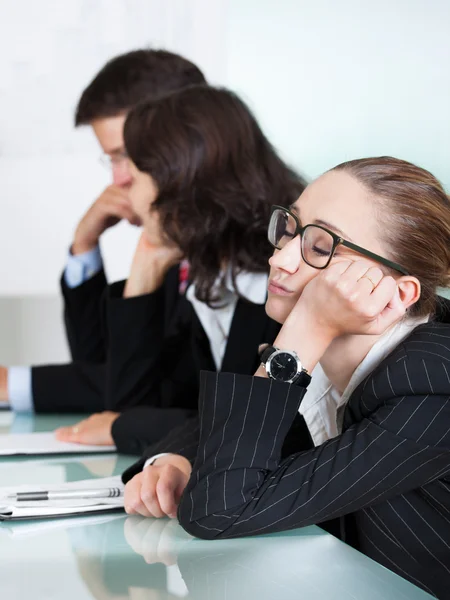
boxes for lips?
[268,280,294,296]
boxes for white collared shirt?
[186,270,268,369]
[300,315,429,447]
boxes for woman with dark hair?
[125,156,450,598]
[56,85,305,454]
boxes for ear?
[397,276,421,311]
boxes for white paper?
[0,513,126,538]
[0,432,116,455]
[0,476,124,520]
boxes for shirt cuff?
[64,245,103,288]
[143,453,170,470]
[8,367,34,412]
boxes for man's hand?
[54,411,119,446]
[123,232,183,298]
[72,185,140,255]
[124,454,192,519]
[0,366,8,403]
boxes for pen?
[4,487,123,502]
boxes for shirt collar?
[300,314,429,446]
[223,269,268,305]
[187,269,268,306]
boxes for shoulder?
[349,322,450,419]
[388,321,450,365]
[375,321,450,395]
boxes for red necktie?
[179,260,190,294]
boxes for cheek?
[128,188,150,221]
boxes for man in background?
[0,49,206,412]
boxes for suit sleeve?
[104,281,166,411]
[104,267,198,413]
[178,358,450,539]
[31,362,105,413]
[61,269,109,363]
[121,416,201,483]
[111,406,197,455]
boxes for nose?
[112,161,132,188]
[269,235,302,274]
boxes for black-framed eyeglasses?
[268,205,409,275]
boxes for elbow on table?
[177,497,234,541]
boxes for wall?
[0,0,228,297]
[225,0,450,184]
[0,0,228,364]
[0,0,449,364]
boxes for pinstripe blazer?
[177,321,450,598]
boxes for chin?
[265,294,295,325]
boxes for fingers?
[124,468,164,518]
[124,464,188,520]
[357,266,384,291]
[334,261,381,290]
[54,421,86,443]
[124,473,153,518]
[140,468,166,518]
[327,260,387,298]
[371,277,405,323]
[54,426,72,441]
[54,413,115,446]
[156,465,189,518]
[102,196,136,223]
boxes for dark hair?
[124,85,306,304]
[75,49,206,126]
[332,157,450,316]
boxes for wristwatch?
[259,345,311,387]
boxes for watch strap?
[259,345,276,365]
[292,370,312,388]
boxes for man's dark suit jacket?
[30,266,280,455]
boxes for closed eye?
[312,245,331,257]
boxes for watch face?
[269,352,298,381]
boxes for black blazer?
[31,266,280,455]
[173,320,450,598]
[29,268,113,416]
[62,268,109,363]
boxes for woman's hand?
[296,260,405,337]
[54,411,119,446]
[124,454,192,519]
[123,231,183,298]
[273,260,406,373]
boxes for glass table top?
[0,412,433,600]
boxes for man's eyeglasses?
[99,150,129,170]
[268,205,409,275]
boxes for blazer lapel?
[222,299,275,375]
[190,307,216,372]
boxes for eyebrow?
[289,204,354,242]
